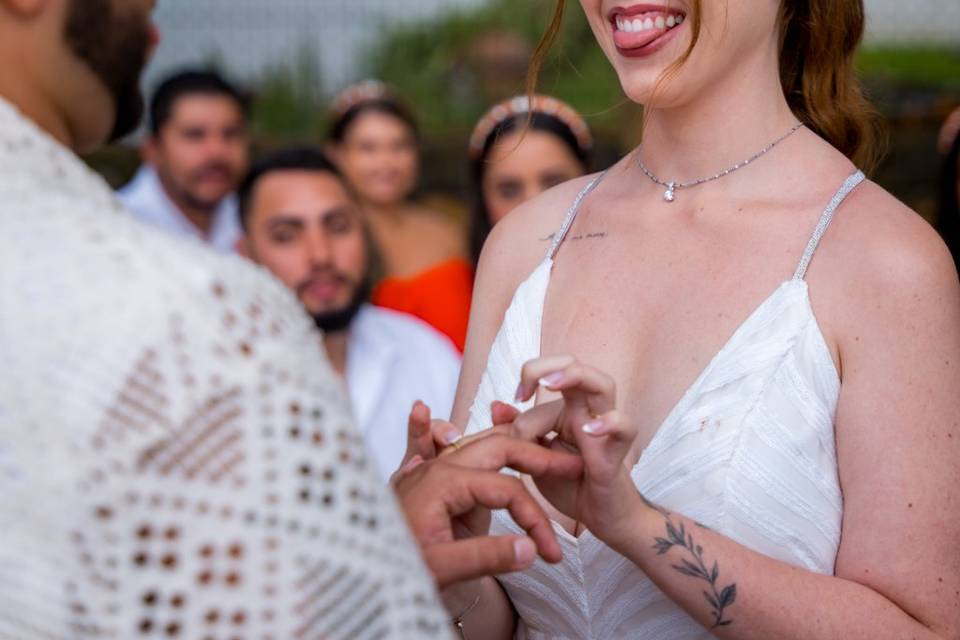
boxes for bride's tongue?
[612,12,684,50]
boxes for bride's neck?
[638,49,798,182]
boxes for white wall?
[146,0,486,93]
[864,0,960,43]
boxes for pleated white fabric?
[466,171,865,639]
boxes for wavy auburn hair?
[529,1,885,173]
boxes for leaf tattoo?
[650,506,736,628]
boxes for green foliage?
[240,3,959,149]
[248,47,326,140]
[857,46,960,88]
[363,0,638,139]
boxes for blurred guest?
[938,107,960,272]
[328,81,472,351]
[118,70,250,252]
[468,94,593,264]
[238,147,461,480]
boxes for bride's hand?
[513,354,642,548]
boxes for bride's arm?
[602,198,960,638]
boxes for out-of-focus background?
[90,0,960,222]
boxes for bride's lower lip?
[613,23,682,58]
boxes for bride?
[431,0,960,638]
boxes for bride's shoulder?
[817,176,959,331]
[831,178,953,282]
[479,173,603,275]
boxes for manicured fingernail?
[538,372,565,388]
[582,419,608,436]
[444,431,462,445]
[514,537,536,566]
[514,383,527,402]
[404,455,424,472]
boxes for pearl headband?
[329,80,396,118]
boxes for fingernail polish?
[514,537,536,566]
[582,419,606,435]
[538,372,565,388]
[444,431,462,445]
[514,383,527,402]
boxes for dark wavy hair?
[327,99,419,144]
[939,132,960,272]
[469,112,591,265]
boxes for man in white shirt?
[238,147,462,480]
[0,0,577,636]
[118,70,249,252]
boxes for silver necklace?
[636,122,804,203]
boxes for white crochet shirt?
[0,97,449,639]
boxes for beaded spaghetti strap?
[546,171,609,260]
[793,171,866,281]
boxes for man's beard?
[64,0,152,142]
[311,278,372,335]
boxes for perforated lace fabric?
[466,172,865,639]
[0,98,449,639]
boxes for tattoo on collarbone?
[646,496,736,629]
[537,231,608,243]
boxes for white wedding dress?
[0,98,448,639]
[465,170,865,639]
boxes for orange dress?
[372,258,474,352]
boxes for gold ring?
[449,437,464,451]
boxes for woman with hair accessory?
[328,80,472,351]
[468,94,594,266]
[431,1,960,638]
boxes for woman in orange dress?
[328,81,472,351]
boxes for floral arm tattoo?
[643,496,737,629]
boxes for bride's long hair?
[529,1,885,173]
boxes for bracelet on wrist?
[451,595,481,639]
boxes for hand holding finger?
[425,536,538,589]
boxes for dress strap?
[793,170,866,281]
[546,171,609,260]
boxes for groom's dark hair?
[237,147,346,232]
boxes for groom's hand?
[394,433,583,588]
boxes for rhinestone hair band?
[329,80,396,118]
[469,94,594,160]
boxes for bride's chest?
[537,240,790,450]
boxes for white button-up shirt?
[346,305,461,480]
[117,165,242,253]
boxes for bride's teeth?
[643,17,654,30]
[676,14,684,24]
[655,15,665,29]
[632,18,643,31]
[666,15,676,28]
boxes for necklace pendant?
[663,183,676,203]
